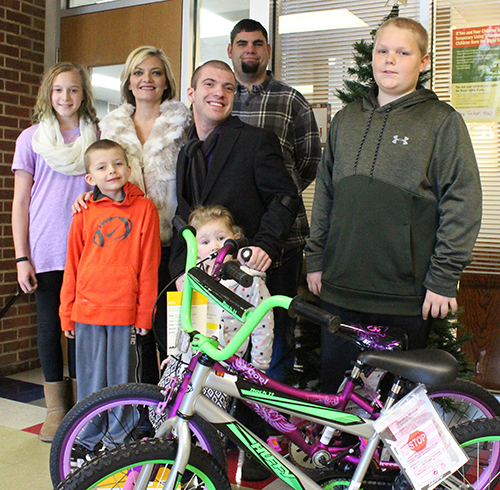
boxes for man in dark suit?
[170,60,300,280]
[169,61,299,482]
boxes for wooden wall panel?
[60,1,182,82]
[459,273,500,391]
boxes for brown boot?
[39,379,72,443]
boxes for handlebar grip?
[221,237,249,256]
[221,261,254,288]
[288,296,340,333]
[173,216,196,239]
[234,237,249,250]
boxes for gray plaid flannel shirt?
[232,73,321,264]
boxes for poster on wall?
[452,25,500,122]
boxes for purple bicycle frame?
[162,332,402,471]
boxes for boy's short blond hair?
[375,17,429,57]
[188,205,243,238]
[84,139,129,174]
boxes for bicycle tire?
[50,383,226,487]
[55,438,231,490]
[426,378,500,425]
[392,417,500,490]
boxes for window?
[432,0,500,273]
[198,0,250,65]
[91,65,124,120]
[276,1,421,108]
[64,0,166,13]
[66,0,155,10]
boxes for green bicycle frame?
[179,226,292,361]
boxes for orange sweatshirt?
[59,182,161,331]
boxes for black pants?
[265,248,303,381]
[34,270,76,381]
[319,301,429,394]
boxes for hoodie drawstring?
[370,108,390,179]
[353,108,374,175]
[353,106,391,179]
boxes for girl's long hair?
[32,62,98,125]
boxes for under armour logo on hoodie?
[392,135,409,145]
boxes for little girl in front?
[11,62,98,442]
[153,205,274,480]
[183,204,274,371]
[155,204,274,400]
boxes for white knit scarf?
[32,116,97,176]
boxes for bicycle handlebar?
[220,260,253,287]
[176,219,340,361]
[288,296,340,332]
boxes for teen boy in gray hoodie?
[305,17,482,393]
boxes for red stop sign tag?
[408,430,427,452]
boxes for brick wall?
[0,0,45,376]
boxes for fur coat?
[99,99,191,245]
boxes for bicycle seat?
[357,349,457,385]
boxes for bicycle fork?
[127,357,209,490]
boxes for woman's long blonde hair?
[32,62,98,124]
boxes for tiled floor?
[0,368,52,490]
[0,368,289,490]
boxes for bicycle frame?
[141,353,474,490]
[162,349,388,467]
[140,356,377,490]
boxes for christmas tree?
[335,3,431,105]
[425,311,474,378]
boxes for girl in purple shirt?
[11,62,98,442]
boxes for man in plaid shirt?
[228,19,321,381]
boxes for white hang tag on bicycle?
[373,384,468,490]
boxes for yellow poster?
[166,291,220,355]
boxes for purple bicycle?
[50,223,500,487]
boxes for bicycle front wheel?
[50,383,226,487]
[55,439,231,490]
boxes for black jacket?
[170,116,300,277]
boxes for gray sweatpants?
[75,323,140,450]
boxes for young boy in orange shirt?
[60,139,161,449]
